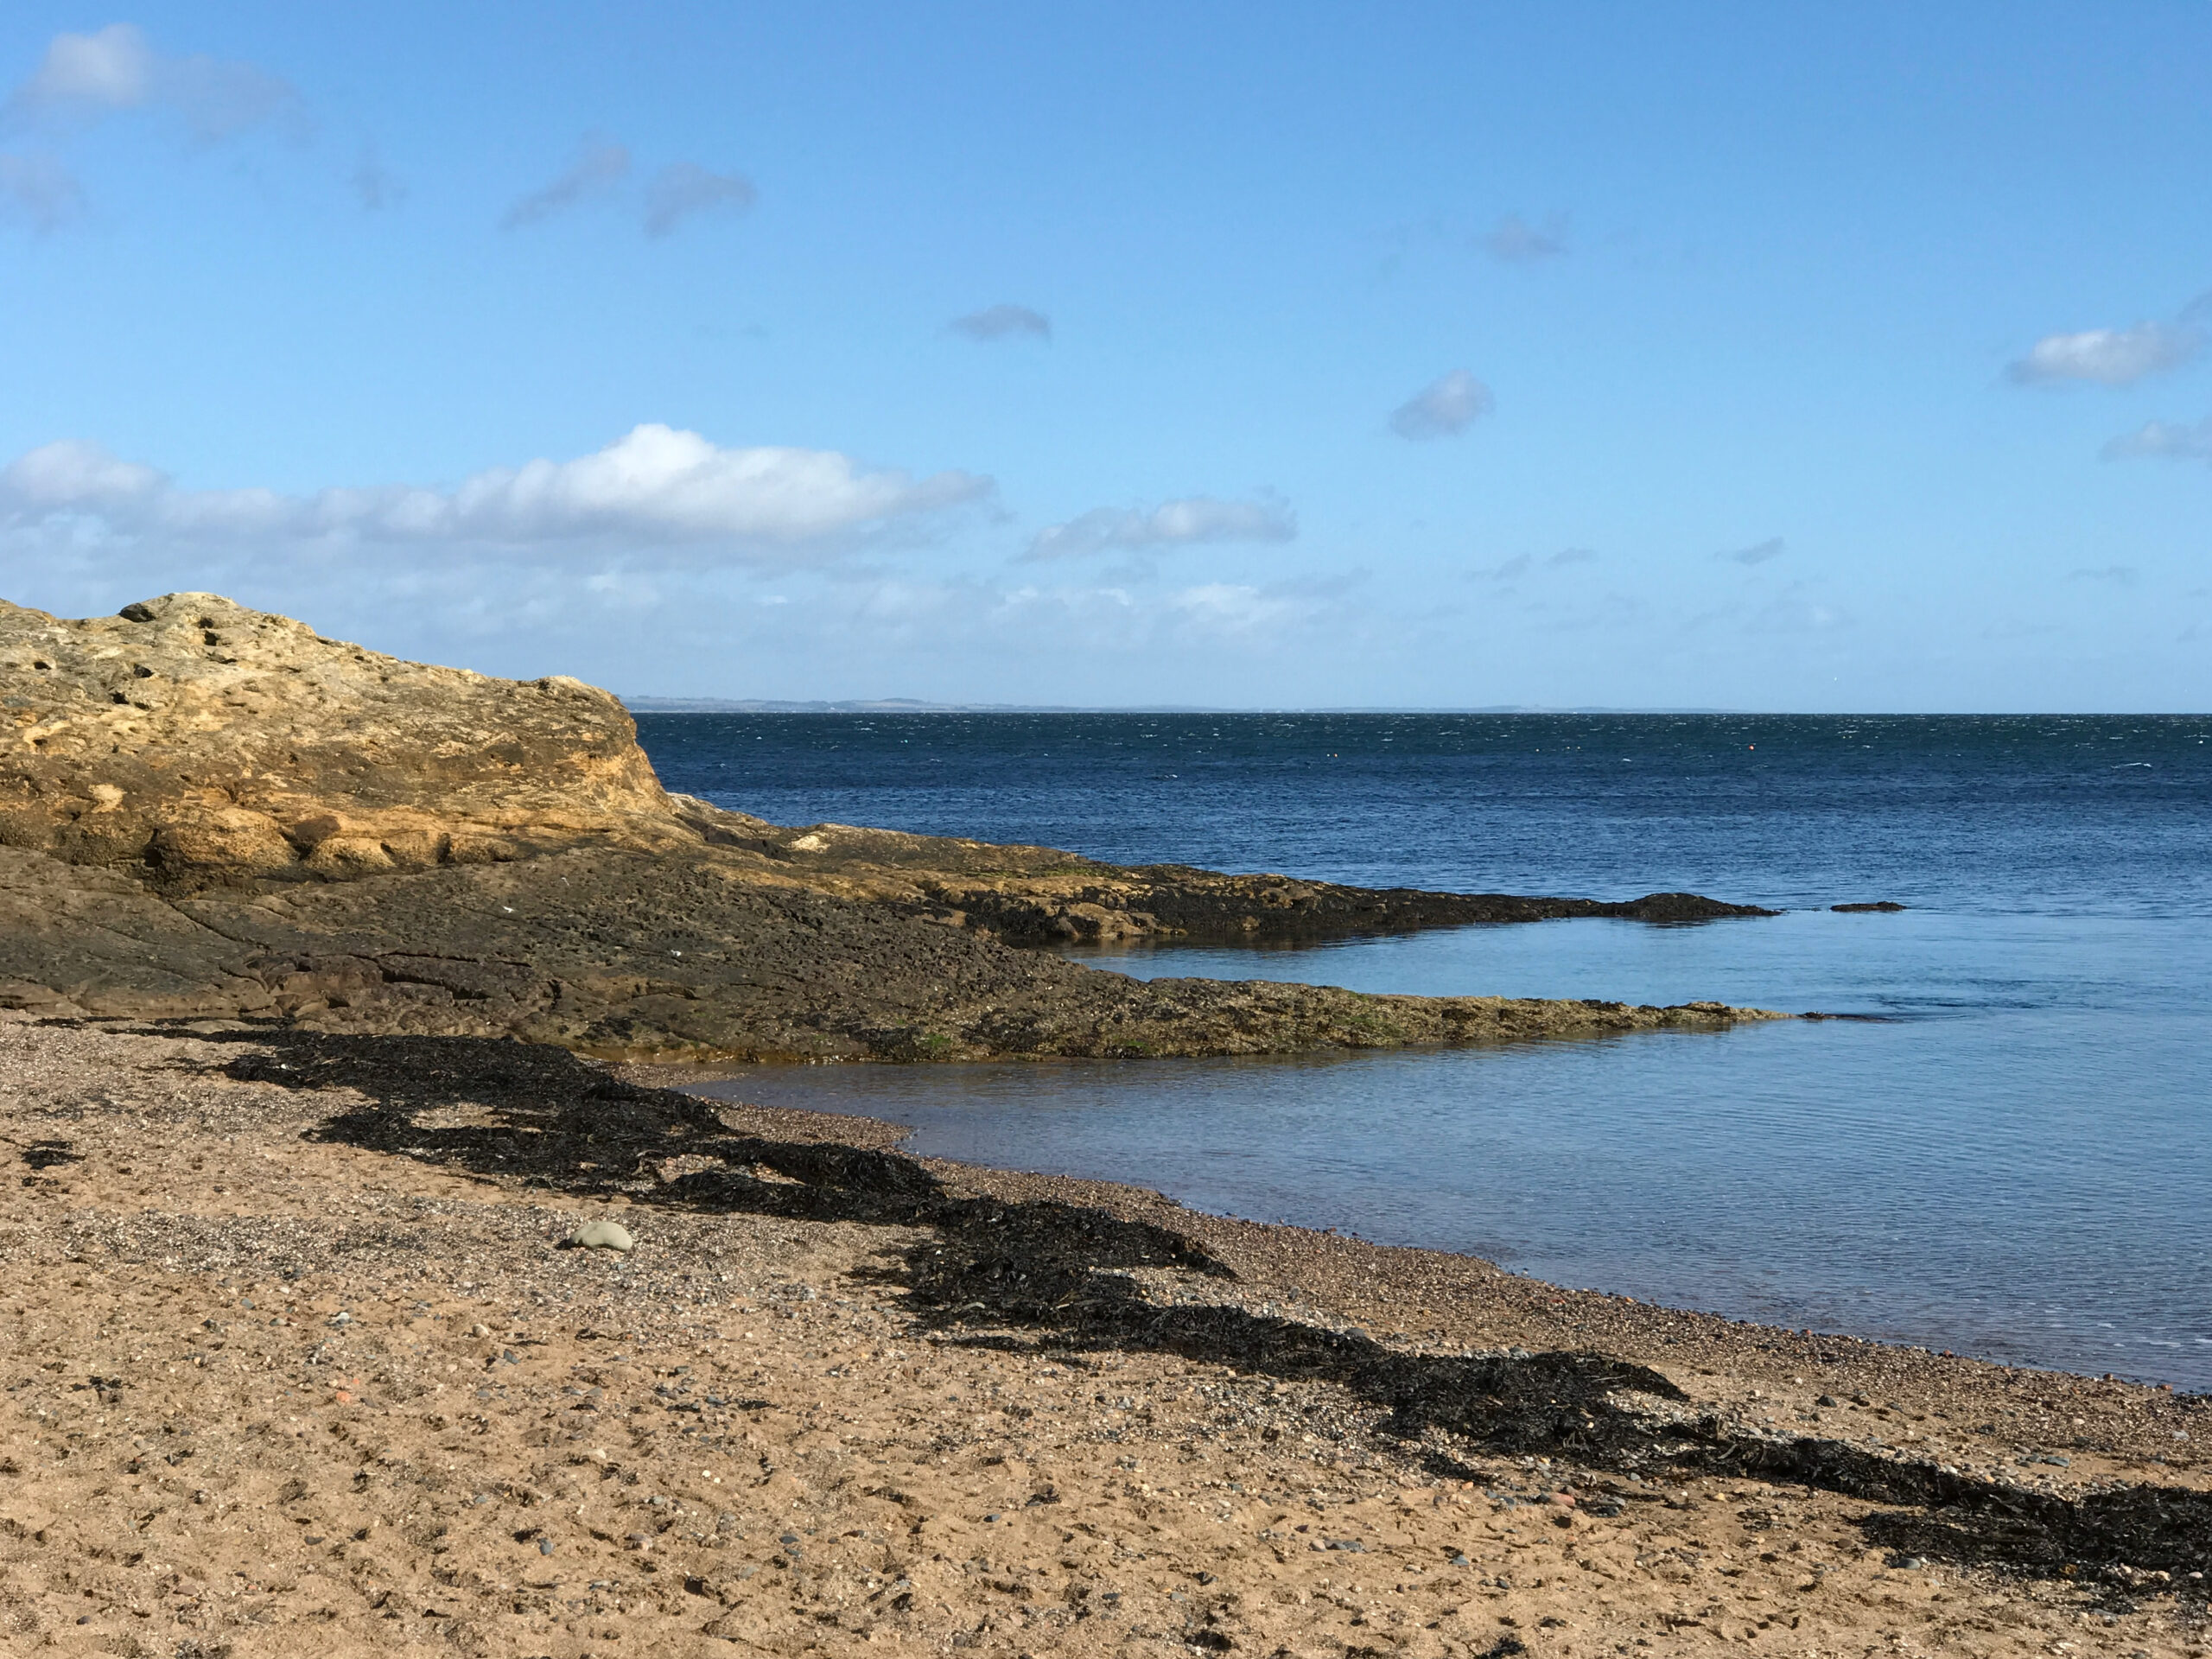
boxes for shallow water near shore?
[647,713,2212,1385]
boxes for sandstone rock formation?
[1,592,679,887]
[1,594,1782,1059]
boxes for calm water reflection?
[691,912,2212,1387]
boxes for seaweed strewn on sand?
[2,1015,2206,1657]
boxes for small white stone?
[569,1219,635,1253]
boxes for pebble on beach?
[567,1218,636,1253]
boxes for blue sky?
[3,3,2209,709]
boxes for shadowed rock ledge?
[1,593,1783,1059]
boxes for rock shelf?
[2,594,1779,1062]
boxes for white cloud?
[2066,564,2139,587]
[1548,546,1597,566]
[971,575,1351,652]
[3,22,303,145]
[442,426,986,543]
[502,136,632,228]
[2007,322,2200,387]
[0,425,991,561]
[1478,213,1567,263]
[950,303,1052,342]
[1717,536,1786,566]
[1389,369,1492,440]
[2103,416,2212,464]
[5,23,155,118]
[1024,495,1295,561]
[0,152,81,230]
[2,438,166,508]
[508,566,1360,677]
[643,162,754,236]
[1162,582,1308,637]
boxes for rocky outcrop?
[669,814,1777,944]
[0,592,680,890]
[0,841,1777,1059]
[0,594,1784,1059]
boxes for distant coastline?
[621,696,1746,714]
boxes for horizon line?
[620,698,2212,716]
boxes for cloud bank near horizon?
[1023,495,1297,560]
[0,425,989,561]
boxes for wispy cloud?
[502,138,753,237]
[1748,583,1850,633]
[351,145,404,211]
[2007,321,2200,387]
[1525,590,1647,634]
[757,570,1368,669]
[1471,547,1598,582]
[0,424,990,562]
[2103,416,2212,464]
[162,53,302,143]
[1161,581,1325,639]
[502,135,631,229]
[2066,564,2139,587]
[1717,536,1786,566]
[950,303,1052,342]
[3,22,305,145]
[643,162,754,236]
[0,151,81,231]
[1025,495,1295,561]
[1478,213,1567,263]
[0,22,304,229]
[1389,369,1492,440]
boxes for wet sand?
[2,1012,2208,1656]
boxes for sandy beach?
[3,1011,2206,1657]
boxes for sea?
[635,713,2212,1389]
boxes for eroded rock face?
[0,592,677,890]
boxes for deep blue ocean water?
[639,714,2212,1387]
